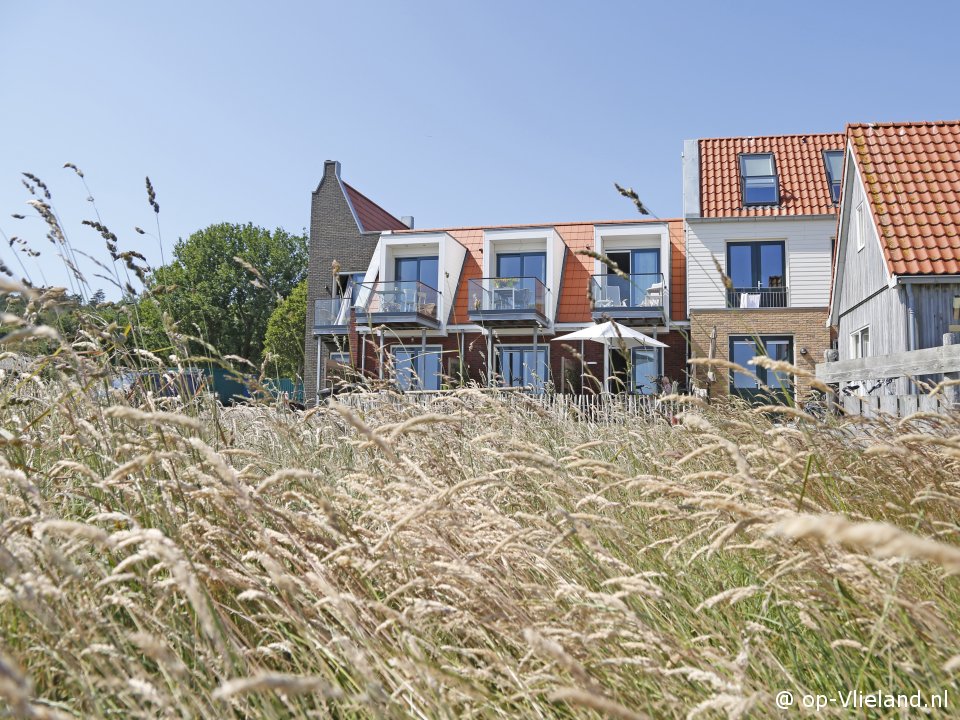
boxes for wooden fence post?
[945,332,960,408]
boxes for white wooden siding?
[686,217,835,311]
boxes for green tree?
[142,223,306,363]
[263,279,306,377]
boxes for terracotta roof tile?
[699,133,844,217]
[343,182,408,232]
[849,121,960,276]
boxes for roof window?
[740,153,779,206]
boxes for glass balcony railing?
[314,297,349,329]
[591,272,665,311]
[468,277,548,317]
[726,286,788,308]
[357,280,440,322]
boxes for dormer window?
[823,150,843,203]
[740,153,779,206]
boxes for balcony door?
[726,242,785,307]
[498,346,549,393]
[395,256,439,289]
[605,249,659,306]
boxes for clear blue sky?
[2,1,958,295]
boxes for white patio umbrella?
[552,321,668,393]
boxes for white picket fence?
[332,389,680,424]
[840,393,953,418]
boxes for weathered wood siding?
[836,168,891,313]
[914,283,960,348]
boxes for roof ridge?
[393,218,683,233]
[847,119,960,130]
[698,131,844,142]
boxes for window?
[497,346,549,392]
[496,252,546,283]
[726,241,787,307]
[391,346,442,391]
[740,153,779,206]
[632,347,662,394]
[850,326,870,359]
[394,256,439,288]
[729,335,794,400]
[823,150,843,203]
[855,202,867,252]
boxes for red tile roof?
[405,219,687,325]
[343,183,408,232]
[699,133,844,217]
[849,121,960,275]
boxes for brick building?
[682,133,841,401]
[305,163,688,403]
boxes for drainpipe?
[905,283,917,396]
[315,337,322,405]
[905,283,917,352]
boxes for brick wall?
[349,329,688,392]
[689,308,832,400]
[304,161,382,403]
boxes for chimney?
[323,160,341,179]
[401,216,414,229]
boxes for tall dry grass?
[2,173,960,718]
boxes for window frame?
[390,344,444,391]
[496,344,550,393]
[855,202,866,252]
[823,150,843,204]
[739,152,780,207]
[495,251,547,283]
[631,346,663,394]
[728,334,794,400]
[850,325,870,360]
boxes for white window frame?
[391,345,444,391]
[850,325,870,359]
[855,202,866,252]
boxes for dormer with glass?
[591,223,670,326]
[468,228,564,328]
[740,153,779,206]
[355,231,466,331]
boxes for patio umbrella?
[553,321,668,392]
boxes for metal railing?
[726,286,788,308]
[357,280,440,320]
[314,297,349,327]
[468,277,548,314]
[591,272,665,309]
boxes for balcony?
[468,277,550,327]
[591,273,667,324]
[313,297,350,335]
[355,280,441,330]
[726,286,788,309]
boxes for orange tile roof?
[426,219,687,325]
[849,121,960,275]
[343,183,408,232]
[699,133,844,217]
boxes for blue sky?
[2,1,959,295]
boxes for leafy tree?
[263,280,306,378]
[141,223,306,363]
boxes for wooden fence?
[816,333,960,417]
[332,389,680,424]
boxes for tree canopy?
[142,223,306,364]
[263,280,307,378]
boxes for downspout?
[905,283,917,352]
[905,282,917,397]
